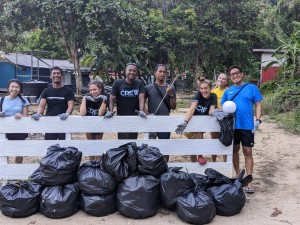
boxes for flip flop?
[245,186,255,194]
[197,157,207,165]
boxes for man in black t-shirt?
[106,63,145,139]
[31,66,75,140]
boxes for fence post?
[0,134,8,186]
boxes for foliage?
[262,79,300,134]
[262,80,300,114]
[273,111,300,134]
[81,0,149,79]
[259,79,282,95]
[266,22,300,80]
[17,29,68,59]
[0,0,40,52]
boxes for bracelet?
[184,120,189,124]
[256,119,262,124]
[169,95,174,99]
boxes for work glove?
[31,113,42,121]
[94,95,107,102]
[59,113,70,120]
[0,111,6,117]
[175,121,188,134]
[252,120,260,133]
[135,110,147,118]
[211,109,229,121]
[85,95,96,102]
[103,111,114,119]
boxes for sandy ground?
[1,114,300,224]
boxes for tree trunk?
[194,42,201,89]
[56,13,72,59]
[56,13,82,95]
[73,42,82,95]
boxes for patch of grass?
[176,98,191,109]
[273,112,300,134]
[262,81,300,135]
[173,92,194,112]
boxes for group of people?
[0,64,262,193]
[175,65,263,193]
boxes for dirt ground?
[1,107,300,224]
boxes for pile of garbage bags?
[0,142,251,224]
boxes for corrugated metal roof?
[0,52,90,72]
[0,52,50,68]
[253,49,286,53]
[40,58,90,72]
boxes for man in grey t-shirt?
[144,64,177,161]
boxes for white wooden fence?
[0,115,233,182]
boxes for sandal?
[245,184,255,194]
[197,156,207,165]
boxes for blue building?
[0,51,91,92]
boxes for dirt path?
[1,118,300,225]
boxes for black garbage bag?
[176,190,216,224]
[137,144,168,177]
[80,193,117,217]
[40,183,80,218]
[218,114,234,146]
[77,160,117,195]
[190,173,209,191]
[28,167,43,185]
[39,144,82,186]
[117,175,160,219]
[206,169,247,216]
[205,168,252,188]
[205,168,232,186]
[102,142,138,182]
[160,167,196,209]
[0,181,42,218]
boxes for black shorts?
[149,132,171,139]
[118,132,138,140]
[45,133,66,140]
[233,129,254,147]
[6,133,28,140]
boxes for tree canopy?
[1,0,299,92]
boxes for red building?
[253,49,284,85]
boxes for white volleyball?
[222,101,237,113]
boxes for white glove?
[252,120,260,133]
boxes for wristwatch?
[256,119,262,124]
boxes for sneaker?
[198,156,207,165]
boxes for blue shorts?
[233,129,254,147]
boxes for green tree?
[17,29,68,59]
[82,0,149,79]
[267,22,300,80]
[0,0,39,52]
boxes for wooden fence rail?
[0,115,233,181]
